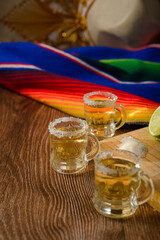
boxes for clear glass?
[83,91,126,139]
[92,149,154,218]
[48,117,99,174]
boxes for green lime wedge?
[149,106,160,137]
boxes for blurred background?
[0,0,160,49]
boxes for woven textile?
[0,42,160,122]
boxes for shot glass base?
[51,161,87,175]
[89,126,115,140]
[92,193,138,219]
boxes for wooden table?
[0,86,160,240]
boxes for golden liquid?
[50,125,87,173]
[95,158,140,200]
[84,102,115,138]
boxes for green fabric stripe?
[100,59,160,82]
[77,55,128,80]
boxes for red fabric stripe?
[0,70,158,109]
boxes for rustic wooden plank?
[0,86,160,240]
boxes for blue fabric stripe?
[65,46,160,63]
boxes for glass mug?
[48,117,99,174]
[83,91,127,139]
[92,149,154,218]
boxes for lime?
[149,106,160,137]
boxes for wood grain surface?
[0,86,160,240]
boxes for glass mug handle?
[115,104,127,130]
[86,133,99,161]
[137,171,154,205]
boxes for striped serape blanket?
[0,42,160,123]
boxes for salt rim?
[118,136,148,158]
[48,117,88,138]
[95,149,141,176]
[83,91,117,106]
